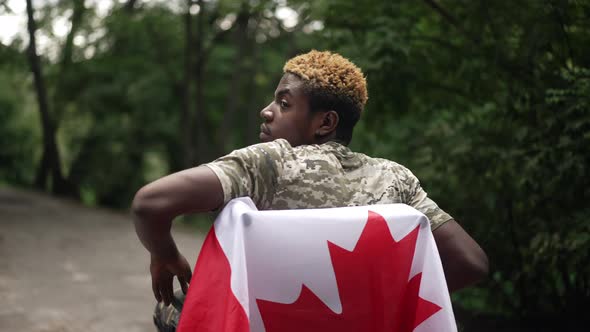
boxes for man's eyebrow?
[274,88,291,98]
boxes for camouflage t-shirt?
[205,139,453,230]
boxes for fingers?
[160,274,174,306]
[178,275,189,294]
[184,263,193,281]
[151,253,193,304]
[151,270,174,305]
[177,264,191,294]
[170,255,193,294]
[152,275,162,303]
[180,260,193,294]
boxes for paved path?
[0,187,205,332]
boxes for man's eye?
[280,100,289,108]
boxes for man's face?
[259,73,318,147]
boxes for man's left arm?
[404,169,489,292]
[432,219,489,292]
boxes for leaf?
[256,211,442,332]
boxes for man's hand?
[150,251,193,306]
[131,166,223,304]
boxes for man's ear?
[316,110,339,137]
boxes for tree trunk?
[124,0,137,12]
[26,0,67,194]
[193,60,208,164]
[193,0,209,164]
[246,44,261,145]
[182,1,195,168]
[217,4,250,152]
[60,0,84,71]
[53,0,85,121]
[63,0,141,197]
[57,0,86,198]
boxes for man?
[132,50,489,330]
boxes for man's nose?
[260,104,274,121]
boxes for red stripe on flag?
[177,228,250,332]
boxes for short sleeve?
[203,140,289,209]
[402,168,453,230]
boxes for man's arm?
[432,220,489,292]
[131,166,224,305]
[402,166,489,292]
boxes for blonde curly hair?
[283,50,368,113]
[282,50,367,144]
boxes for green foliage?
[0,45,39,185]
[1,0,313,206]
[312,0,590,324]
[1,0,589,326]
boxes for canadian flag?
[177,198,457,332]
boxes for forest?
[1,0,589,330]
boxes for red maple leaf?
[256,211,442,332]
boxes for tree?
[25,0,69,195]
[305,0,590,327]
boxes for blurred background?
[1,0,589,331]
